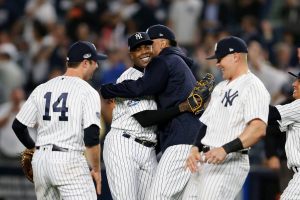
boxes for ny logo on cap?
[229,48,234,52]
[83,53,91,59]
[135,33,143,40]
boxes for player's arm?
[84,124,101,195]
[132,100,194,127]
[204,119,266,164]
[268,105,281,125]
[100,58,168,99]
[12,119,35,149]
[100,96,115,124]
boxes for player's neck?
[64,68,84,79]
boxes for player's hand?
[91,169,102,195]
[185,146,201,173]
[204,147,227,164]
[265,156,280,170]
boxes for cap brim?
[130,40,153,51]
[96,53,108,60]
[288,72,299,78]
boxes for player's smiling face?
[216,54,236,80]
[292,78,300,99]
[130,44,153,68]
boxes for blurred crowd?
[0,0,300,198]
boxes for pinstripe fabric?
[184,153,249,200]
[103,67,158,200]
[16,76,101,199]
[103,130,157,200]
[32,145,96,200]
[281,172,300,199]
[191,72,270,199]
[201,72,270,147]
[16,76,101,151]
[111,67,157,141]
[275,99,300,199]
[146,145,193,200]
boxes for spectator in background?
[0,88,36,160]
[168,0,203,56]
[248,40,288,104]
[0,43,25,103]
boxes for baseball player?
[267,48,300,199]
[185,36,270,199]
[101,25,204,199]
[102,32,158,200]
[12,41,107,200]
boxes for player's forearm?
[239,119,267,148]
[85,144,101,171]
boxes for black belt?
[292,166,299,173]
[202,146,248,155]
[36,145,69,152]
[122,133,156,148]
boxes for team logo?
[135,33,143,40]
[127,99,140,107]
[96,112,101,119]
[221,89,238,107]
[229,48,234,52]
[83,53,92,59]
[159,33,164,37]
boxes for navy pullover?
[101,47,203,152]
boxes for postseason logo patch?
[96,112,101,119]
[127,99,140,107]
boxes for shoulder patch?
[96,112,101,119]
[127,99,140,107]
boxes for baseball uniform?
[192,72,270,199]
[16,76,101,200]
[103,66,158,200]
[275,99,300,199]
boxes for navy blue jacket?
[101,47,203,152]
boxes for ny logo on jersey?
[221,89,238,107]
[135,33,143,40]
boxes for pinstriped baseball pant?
[146,144,195,200]
[183,152,249,200]
[32,145,97,200]
[281,171,300,199]
[103,130,158,200]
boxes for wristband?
[222,138,243,154]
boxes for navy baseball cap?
[66,41,107,62]
[128,32,153,51]
[206,36,248,60]
[146,24,177,46]
[288,71,300,79]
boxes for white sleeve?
[82,89,101,129]
[16,89,38,127]
[276,99,300,131]
[243,82,270,124]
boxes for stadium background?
[0,0,299,199]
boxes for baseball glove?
[20,148,34,183]
[187,73,215,114]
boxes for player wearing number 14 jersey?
[12,41,107,200]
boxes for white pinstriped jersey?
[200,72,270,147]
[16,76,101,151]
[276,99,300,168]
[111,67,157,141]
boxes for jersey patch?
[96,112,101,119]
[127,99,140,107]
[221,89,238,107]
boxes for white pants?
[146,144,195,200]
[281,172,300,199]
[183,152,249,200]
[32,145,96,200]
[103,130,158,200]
